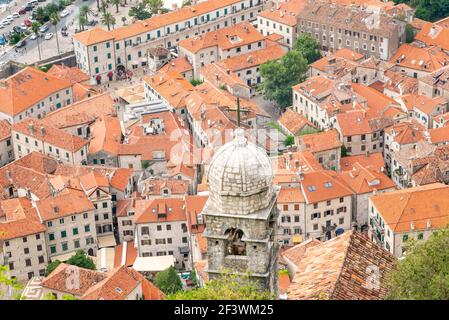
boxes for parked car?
[24,19,32,27]
[16,39,26,48]
[0,37,6,45]
[39,24,49,33]
[19,8,27,15]
[60,9,69,18]
[13,26,23,33]
[44,32,53,40]
[24,5,33,11]
[12,12,20,18]
[30,33,38,40]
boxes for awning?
[292,235,303,244]
[132,255,175,272]
[98,234,117,249]
[50,251,77,262]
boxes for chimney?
[40,127,46,135]
[366,150,370,157]
[53,206,59,214]
[28,122,34,134]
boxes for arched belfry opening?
[225,228,246,256]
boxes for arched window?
[224,228,246,256]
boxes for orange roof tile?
[48,64,90,85]
[219,44,285,71]
[88,115,122,156]
[0,67,71,117]
[338,162,395,194]
[259,0,307,26]
[135,198,187,224]
[299,129,342,153]
[278,187,305,203]
[300,170,353,203]
[415,22,449,51]
[179,22,264,53]
[278,109,316,135]
[399,93,446,115]
[160,57,193,75]
[0,119,11,141]
[370,183,449,233]
[390,44,449,73]
[36,188,95,221]
[334,48,364,61]
[429,125,449,144]
[13,118,89,152]
[73,27,114,46]
[340,152,385,172]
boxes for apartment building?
[0,198,48,281]
[116,199,137,243]
[73,0,265,82]
[309,48,364,79]
[297,2,405,60]
[12,118,89,165]
[415,22,449,54]
[368,183,449,258]
[0,67,73,123]
[179,21,266,78]
[87,115,122,167]
[395,94,447,128]
[299,170,353,241]
[257,0,306,48]
[383,121,426,173]
[419,65,449,101]
[216,43,285,95]
[0,119,13,167]
[276,187,305,246]
[297,129,342,171]
[35,189,98,261]
[277,108,316,137]
[135,198,190,269]
[292,76,358,130]
[335,110,393,156]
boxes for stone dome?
[207,128,273,215]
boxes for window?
[24,247,29,254]
[49,233,55,241]
[62,242,68,251]
[83,213,88,219]
[50,245,56,254]
[182,237,188,243]
[313,224,318,230]
[61,230,67,238]
[38,256,45,264]
[167,238,172,244]
[37,244,42,251]
[403,234,409,241]
[283,204,289,211]
[25,259,32,267]
[74,239,80,248]
[155,239,166,245]
[157,225,162,231]
[339,217,344,224]
[166,225,171,231]
[141,227,150,235]
[59,218,64,224]
[311,212,320,219]
[141,240,151,245]
[313,203,318,209]
[102,202,108,208]
[84,224,91,232]
[73,228,79,235]
[339,197,344,203]
[23,237,27,243]
[36,234,40,240]
[418,233,424,240]
[294,204,300,211]
[103,213,109,220]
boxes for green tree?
[154,266,183,295]
[129,3,151,20]
[182,0,192,7]
[146,0,163,15]
[387,227,449,299]
[190,78,203,86]
[167,271,273,300]
[259,50,308,111]
[0,265,23,300]
[79,5,93,20]
[78,13,87,31]
[31,22,42,60]
[49,12,61,54]
[100,0,109,14]
[284,135,295,147]
[102,12,116,31]
[189,269,198,288]
[66,250,96,270]
[405,23,415,43]
[293,33,321,64]
[393,0,449,22]
[121,16,127,26]
[341,145,348,157]
[110,0,120,13]
[45,260,62,276]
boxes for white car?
[44,32,53,40]
[1,19,10,26]
[60,9,69,18]
[6,15,14,21]
[30,33,38,40]
[12,12,20,18]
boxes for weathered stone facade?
[203,128,279,296]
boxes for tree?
[146,0,163,15]
[259,50,308,111]
[50,12,61,54]
[0,265,23,300]
[167,271,273,300]
[189,269,198,288]
[66,250,96,270]
[79,5,92,20]
[45,260,62,276]
[405,23,415,43]
[154,266,183,295]
[293,33,321,64]
[393,0,449,22]
[387,227,449,299]
[284,135,295,147]
[182,0,192,7]
[102,12,116,31]
[121,16,127,26]
[129,3,151,20]
[100,0,109,14]
[78,13,87,31]
[110,0,120,13]
[341,145,348,157]
[31,22,42,60]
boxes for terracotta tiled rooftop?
[287,231,396,300]
[47,64,90,85]
[277,187,305,203]
[338,162,395,194]
[141,178,190,198]
[219,44,285,71]
[370,183,449,233]
[390,44,449,73]
[88,115,122,156]
[13,118,89,152]
[0,119,11,141]
[415,22,449,51]
[300,170,353,203]
[399,93,446,115]
[73,26,114,46]
[340,152,385,172]
[278,109,315,135]
[160,57,193,75]
[179,21,264,53]
[0,67,71,117]
[135,198,187,224]
[298,129,342,153]
[259,0,307,26]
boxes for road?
[0,0,97,65]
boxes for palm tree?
[79,5,92,21]
[100,0,108,14]
[49,12,60,54]
[31,22,42,60]
[101,12,115,31]
[110,0,120,13]
[77,13,87,31]
[121,16,127,26]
